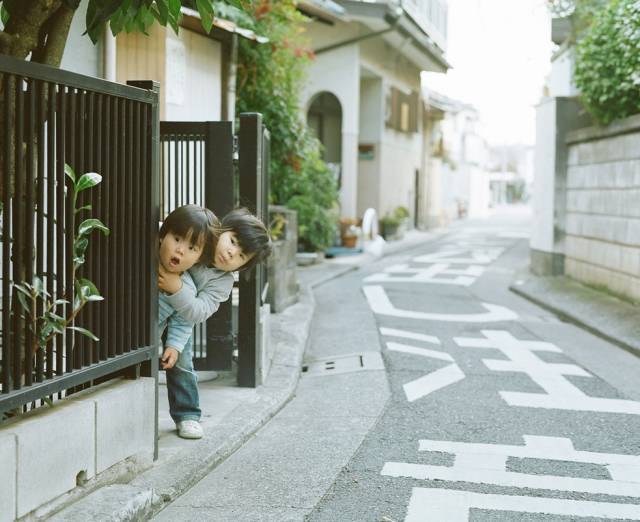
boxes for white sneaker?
[177,420,203,439]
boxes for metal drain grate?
[302,352,385,376]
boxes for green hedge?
[574,0,640,124]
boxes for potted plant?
[381,206,410,240]
[339,217,359,248]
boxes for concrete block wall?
[564,114,640,302]
[0,377,155,521]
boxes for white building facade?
[299,0,449,224]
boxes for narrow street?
[154,207,640,521]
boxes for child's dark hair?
[160,205,218,264]
[220,207,272,271]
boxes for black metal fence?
[159,113,270,385]
[0,56,159,417]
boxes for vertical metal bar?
[67,87,77,370]
[84,90,94,366]
[202,121,234,371]
[141,103,149,348]
[47,82,58,378]
[13,75,25,388]
[2,74,14,393]
[24,77,36,385]
[108,96,118,358]
[174,133,179,208]
[77,88,90,367]
[123,98,132,353]
[93,93,103,363]
[56,85,68,373]
[237,113,262,387]
[115,95,125,355]
[36,80,46,381]
[133,101,141,348]
[101,95,111,360]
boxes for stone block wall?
[564,114,640,302]
[0,378,155,521]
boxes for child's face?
[159,230,204,273]
[213,231,255,272]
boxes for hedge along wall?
[564,113,640,302]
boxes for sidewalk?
[510,272,640,358]
[50,228,444,521]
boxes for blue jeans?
[166,336,201,424]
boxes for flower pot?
[342,235,357,248]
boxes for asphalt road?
[155,207,640,521]
[309,208,640,522]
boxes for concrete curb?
[510,274,640,358]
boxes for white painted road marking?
[363,285,518,322]
[402,364,465,402]
[386,342,452,362]
[382,434,640,497]
[454,330,640,415]
[405,488,640,521]
[380,327,441,345]
[364,263,480,286]
[413,248,504,265]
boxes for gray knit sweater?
[163,264,234,324]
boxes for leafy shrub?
[233,0,339,251]
[574,0,640,124]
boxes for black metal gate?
[159,121,235,371]
[159,114,269,385]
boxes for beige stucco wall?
[564,115,640,302]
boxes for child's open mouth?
[169,256,181,268]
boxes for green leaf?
[75,204,93,214]
[68,326,99,341]
[74,237,89,258]
[196,0,214,33]
[1,5,10,25]
[77,278,100,295]
[64,163,76,184]
[77,218,110,237]
[155,0,169,24]
[16,291,30,314]
[76,172,102,193]
[13,283,33,297]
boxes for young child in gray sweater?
[159,206,272,439]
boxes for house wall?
[301,44,360,218]
[164,29,222,121]
[563,115,640,302]
[360,39,423,222]
[60,0,102,78]
[549,46,578,98]
[357,77,383,216]
[116,24,167,117]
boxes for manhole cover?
[302,352,385,376]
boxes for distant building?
[422,89,491,226]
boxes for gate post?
[237,113,269,387]
[203,121,235,370]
